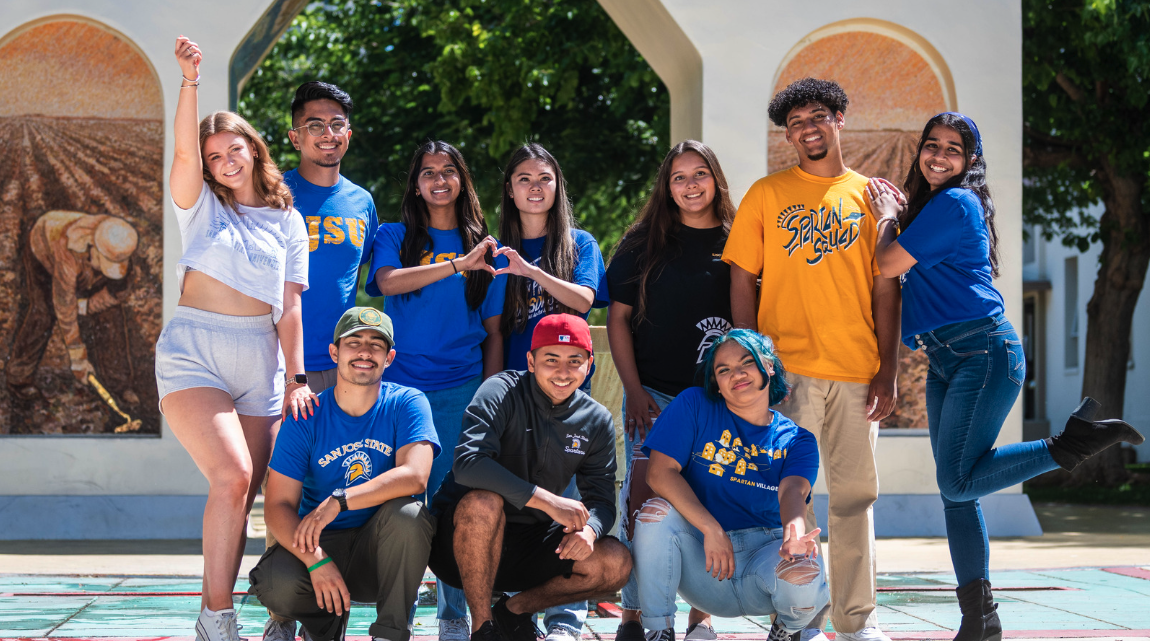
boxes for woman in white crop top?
[158,37,315,638]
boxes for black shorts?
[429,501,576,593]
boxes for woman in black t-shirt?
[605,140,735,641]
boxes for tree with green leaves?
[238,0,668,256]
[1022,0,1150,486]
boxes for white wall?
[0,0,274,497]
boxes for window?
[1023,226,1036,264]
[1064,257,1078,369]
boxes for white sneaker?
[545,627,580,641]
[263,619,296,641]
[438,617,471,641]
[835,628,892,641]
[196,608,242,641]
[799,629,830,641]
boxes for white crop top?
[173,184,309,322]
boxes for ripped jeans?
[632,501,829,633]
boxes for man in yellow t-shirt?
[722,78,901,641]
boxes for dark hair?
[498,143,578,336]
[901,113,1000,277]
[610,140,736,322]
[398,141,493,309]
[699,330,789,406]
[767,77,849,127]
[291,81,354,125]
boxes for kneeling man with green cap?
[249,307,441,641]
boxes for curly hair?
[767,77,849,127]
[698,329,790,406]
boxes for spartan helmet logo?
[342,451,373,486]
[571,437,581,449]
[696,317,734,363]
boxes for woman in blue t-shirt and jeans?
[868,112,1144,641]
[635,329,829,641]
[366,140,506,639]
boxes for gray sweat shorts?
[155,306,284,417]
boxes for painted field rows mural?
[0,19,163,434]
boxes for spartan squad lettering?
[777,198,866,266]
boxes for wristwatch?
[331,488,348,512]
[286,373,308,386]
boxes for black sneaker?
[646,629,675,641]
[614,621,647,641]
[767,617,798,641]
[491,594,542,641]
[471,620,506,641]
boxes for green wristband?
[307,557,333,572]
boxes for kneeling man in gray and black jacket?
[429,313,631,641]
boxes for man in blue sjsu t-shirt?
[249,307,440,641]
[282,81,380,394]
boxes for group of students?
[159,36,1145,641]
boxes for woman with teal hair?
[632,329,829,641]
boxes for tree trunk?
[1064,166,1150,488]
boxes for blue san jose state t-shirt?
[503,229,608,372]
[283,170,380,370]
[897,188,1005,348]
[642,387,819,531]
[365,223,508,391]
[269,383,441,530]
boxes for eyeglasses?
[292,120,349,136]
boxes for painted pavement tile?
[0,576,124,593]
[49,595,204,636]
[114,578,219,593]
[0,595,93,633]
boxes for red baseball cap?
[531,314,593,354]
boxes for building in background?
[1021,215,1150,462]
[0,0,1035,539]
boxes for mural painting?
[0,19,163,435]
[770,29,950,428]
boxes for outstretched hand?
[174,36,201,80]
[779,523,821,560]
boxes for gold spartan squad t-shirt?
[722,166,881,384]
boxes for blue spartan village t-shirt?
[283,170,380,371]
[503,230,608,373]
[269,383,442,530]
[642,387,820,531]
[896,187,1005,348]
[365,223,508,391]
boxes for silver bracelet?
[182,73,200,82]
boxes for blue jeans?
[918,314,1057,586]
[620,386,677,610]
[632,504,829,633]
[424,375,483,621]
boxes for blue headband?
[936,112,983,156]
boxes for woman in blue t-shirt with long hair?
[496,143,606,384]
[868,112,1144,641]
[366,140,506,639]
[635,329,829,641]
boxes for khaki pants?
[776,372,879,633]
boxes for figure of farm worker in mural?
[6,211,139,403]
